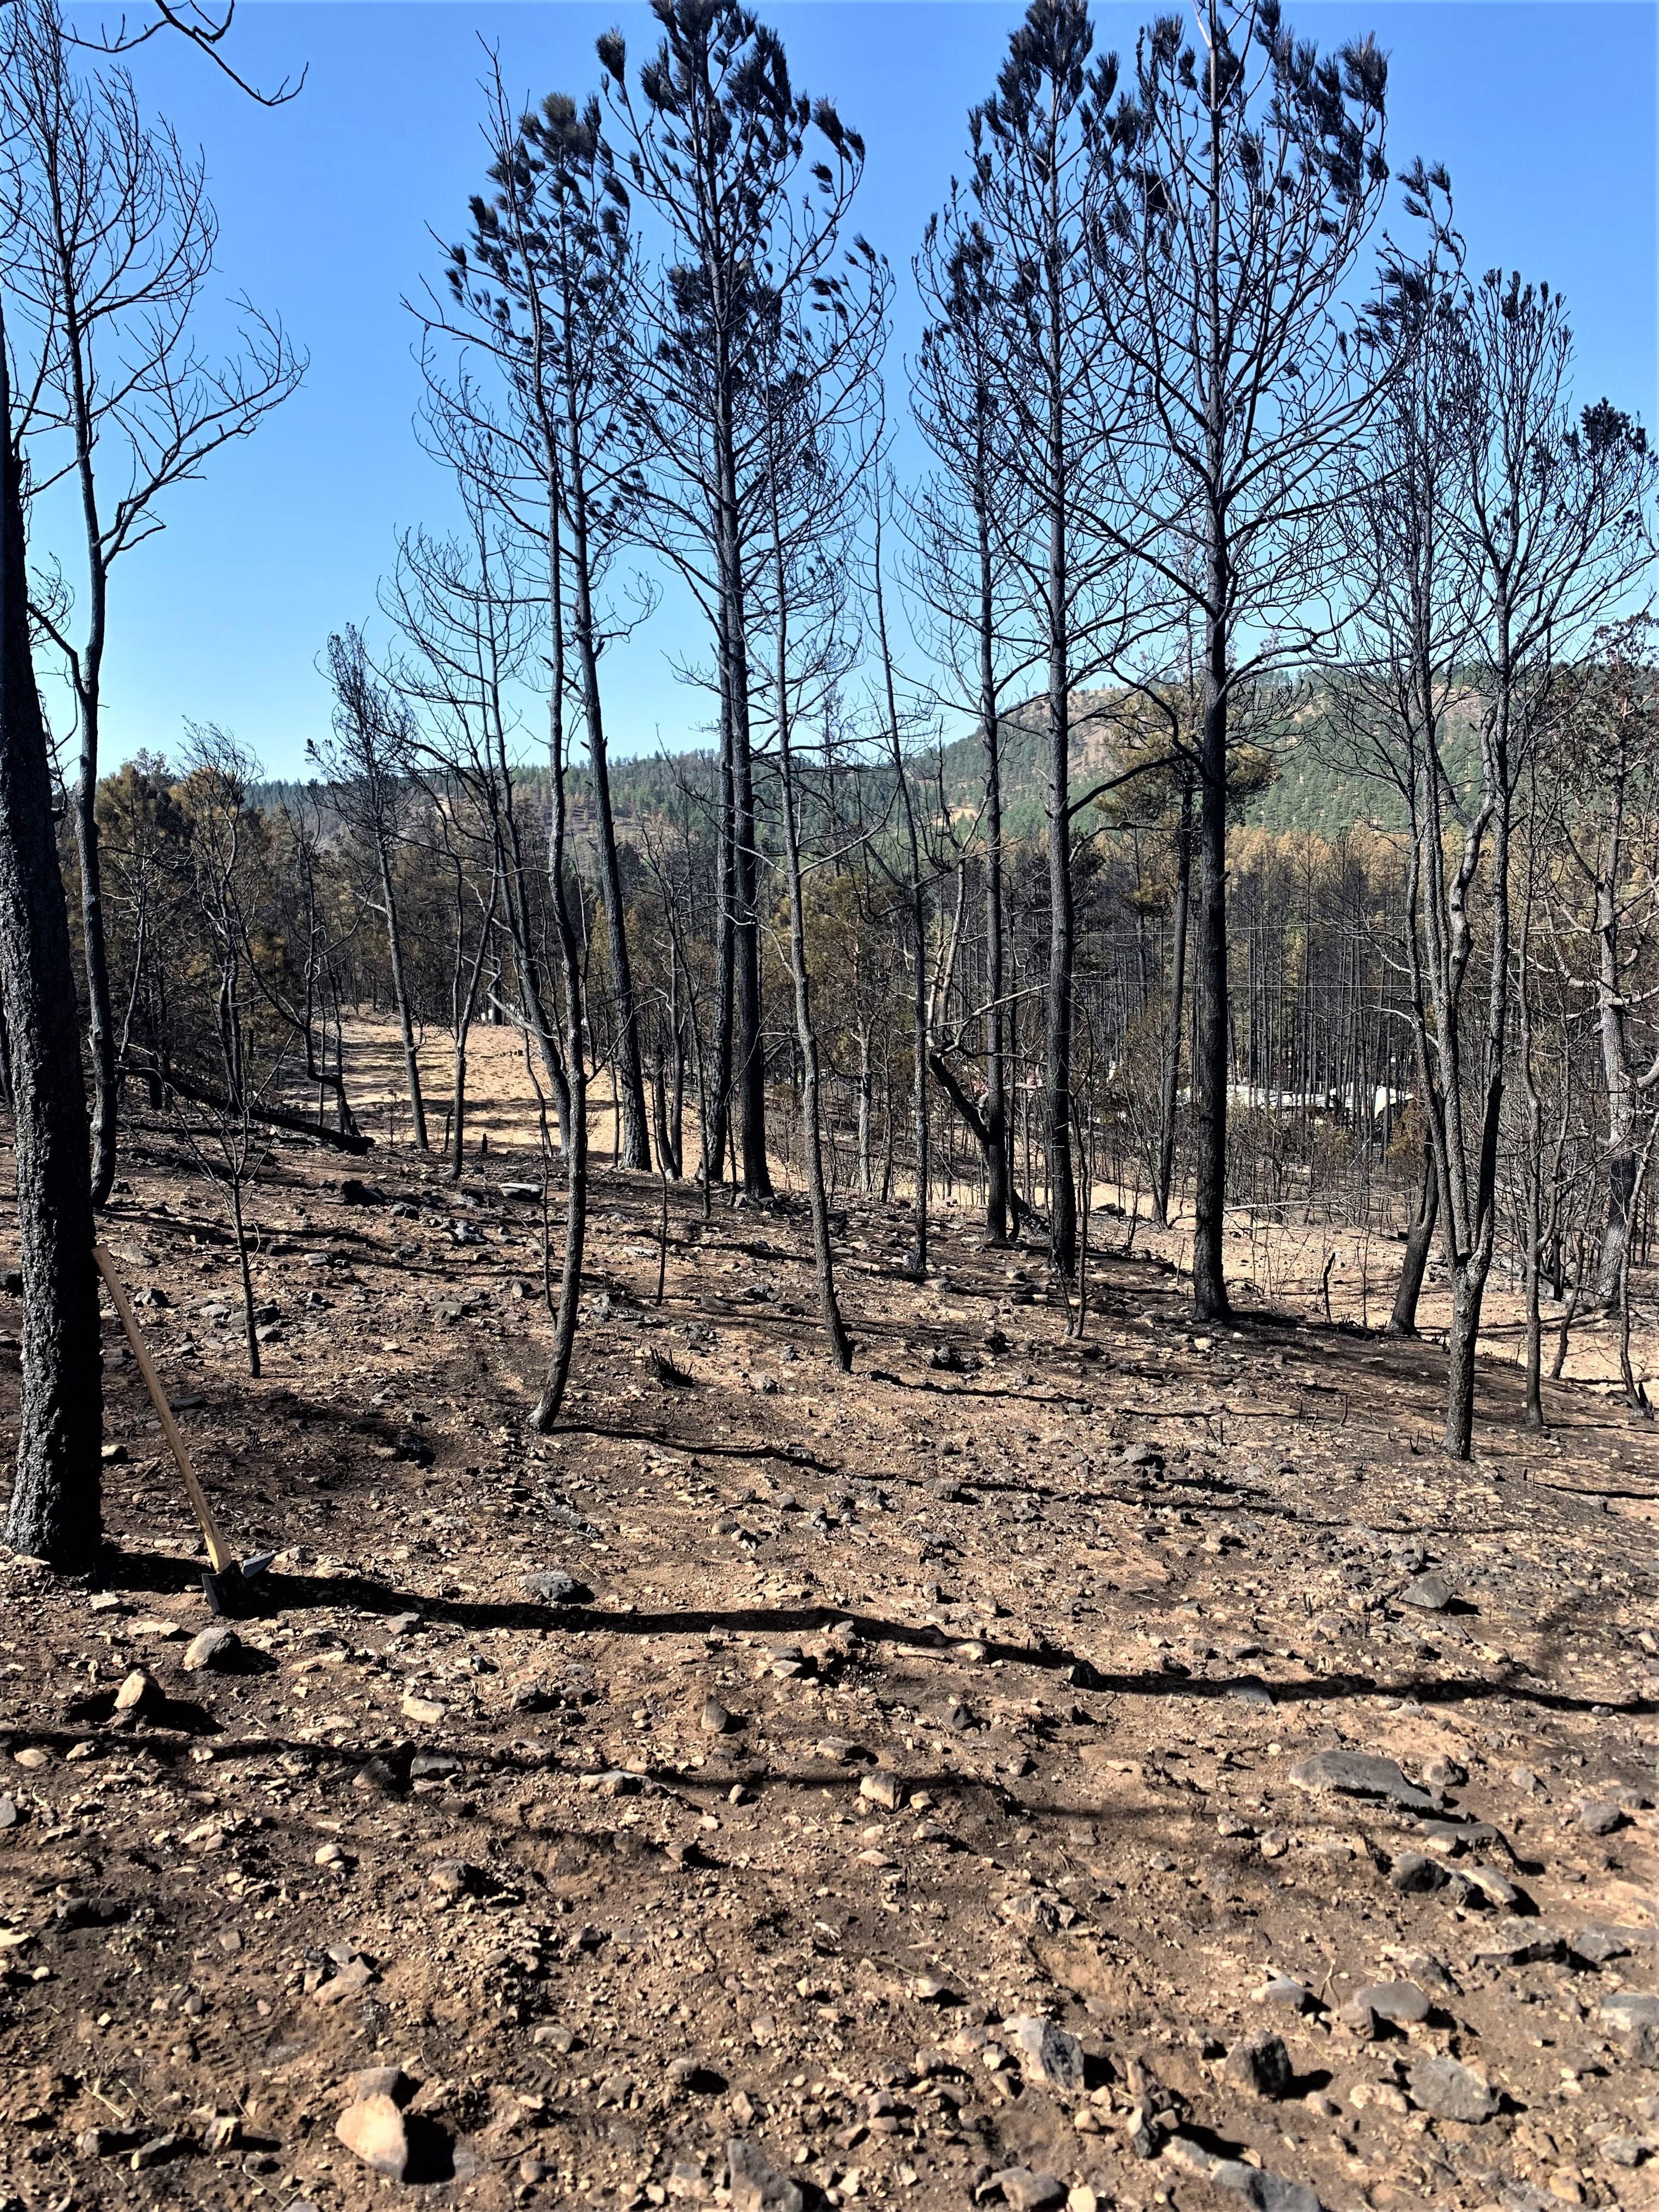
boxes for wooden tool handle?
[94,1244,234,1576]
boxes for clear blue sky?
[40,0,1659,778]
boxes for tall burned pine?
[1093,0,1390,1321]
[439,67,653,1170]
[601,0,869,1198]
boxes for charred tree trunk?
[1389,1138,1439,1336]
[377,838,428,1152]
[1154,783,1193,1228]
[0,307,103,1567]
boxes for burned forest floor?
[1,1115,1656,2212]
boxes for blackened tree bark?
[0,300,103,1567]
[1154,779,1194,1227]
[1389,1137,1439,1336]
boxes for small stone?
[701,1698,734,1734]
[990,2170,1066,2211]
[335,2093,409,2179]
[1289,1750,1435,1812]
[409,1751,459,1780]
[400,1691,445,1725]
[1601,2138,1647,2169]
[1462,1862,1520,1910]
[1006,2015,1086,2091]
[1421,1756,1467,1789]
[130,2132,183,2170]
[1399,1570,1454,1612]
[1576,1798,1624,1836]
[1353,1980,1431,2025]
[1408,2055,1498,2122]
[1252,1977,1311,2012]
[1570,1923,1647,1965]
[1226,2031,1294,2099]
[315,1956,374,2006]
[1601,1992,1659,2064]
[113,1669,154,1713]
[913,1970,958,2004]
[0,1795,18,1827]
[183,1623,241,1673]
[351,2066,411,2104]
[860,1770,904,1812]
[1389,1852,1447,1894]
[314,1842,346,1867]
[1163,2133,1319,2211]
[727,2136,804,2212]
[523,1570,591,1606]
[1472,1920,1562,1966]
[78,2126,138,2158]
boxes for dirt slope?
[0,1127,1655,2212]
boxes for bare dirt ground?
[1,1048,1656,2212]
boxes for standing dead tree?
[910,186,1035,1245]
[313,627,431,1151]
[1092,0,1391,1321]
[7,0,300,1207]
[969,0,1129,1282]
[0,0,299,1570]
[432,60,653,1170]
[171,724,289,1378]
[601,0,871,1198]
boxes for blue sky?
[36,0,1659,779]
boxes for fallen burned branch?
[123,1053,373,1154]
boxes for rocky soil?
[0,1123,1655,2212]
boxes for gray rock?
[1462,1863,1521,1910]
[989,2171,1066,2212]
[1408,2056,1498,2123]
[1399,1570,1454,1612]
[1571,1922,1654,1965]
[1419,1817,1498,1849]
[131,2133,184,2170]
[522,1570,591,1605]
[182,1622,241,1674]
[1289,1751,1436,1812]
[1421,1756,1468,1789]
[1006,2014,1086,2091]
[1354,1980,1431,2024]
[1389,1852,1448,1894]
[1602,1992,1659,2066]
[1226,2030,1294,2099]
[1164,2134,1321,2211]
[1255,1977,1311,2012]
[726,2137,804,2212]
[1601,2138,1648,2170]
[700,1697,735,1735]
[0,1795,18,1829]
[1577,1798,1626,1836]
[349,2066,413,2104]
[1471,1920,1562,1966]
